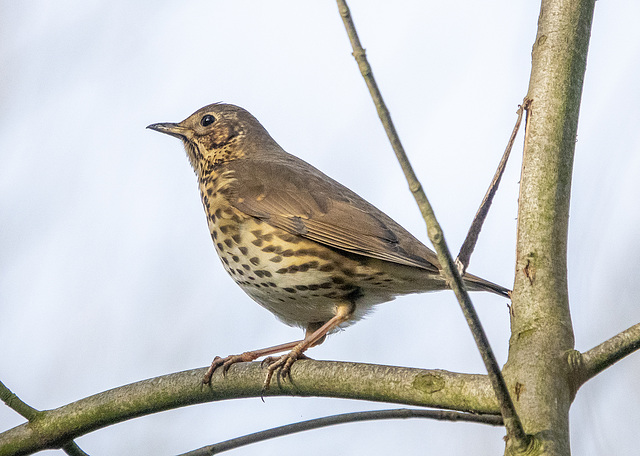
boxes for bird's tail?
[463,272,511,298]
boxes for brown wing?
[218,155,441,273]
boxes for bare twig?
[577,321,640,386]
[0,379,91,456]
[335,0,529,450]
[0,379,39,421]
[456,102,528,274]
[177,408,503,456]
[62,442,91,456]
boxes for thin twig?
[578,321,640,385]
[0,379,39,420]
[0,379,92,456]
[0,381,88,456]
[176,408,503,456]
[336,0,530,450]
[456,102,528,274]
[62,441,91,456]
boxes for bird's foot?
[261,350,310,391]
[202,351,260,385]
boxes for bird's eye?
[200,114,216,127]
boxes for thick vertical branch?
[503,1,596,455]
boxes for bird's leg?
[202,339,303,385]
[260,322,324,366]
[262,302,354,390]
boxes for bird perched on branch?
[148,103,509,389]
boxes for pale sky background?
[1,1,639,455]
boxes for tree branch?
[0,361,498,456]
[178,408,503,456]
[503,0,597,454]
[60,442,90,456]
[0,380,91,456]
[0,380,39,421]
[573,321,640,387]
[456,103,527,274]
[335,0,529,450]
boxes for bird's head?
[148,103,277,177]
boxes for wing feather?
[220,156,440,273]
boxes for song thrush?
[147,103,509,388]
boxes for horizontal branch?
[179,408,503,456]
[0,361,498,456]
[576,321,640,386]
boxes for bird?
[147,103,509,389]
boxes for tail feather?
[463,272,511,298]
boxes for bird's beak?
[146,122,188,140]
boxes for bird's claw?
[203,349,310,393]
[202,352,256,386]
[261,350,308,391]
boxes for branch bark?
[572,321,640,387]
[503,0,596,455]
[0,362,498,456]
[0,381,39,421]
